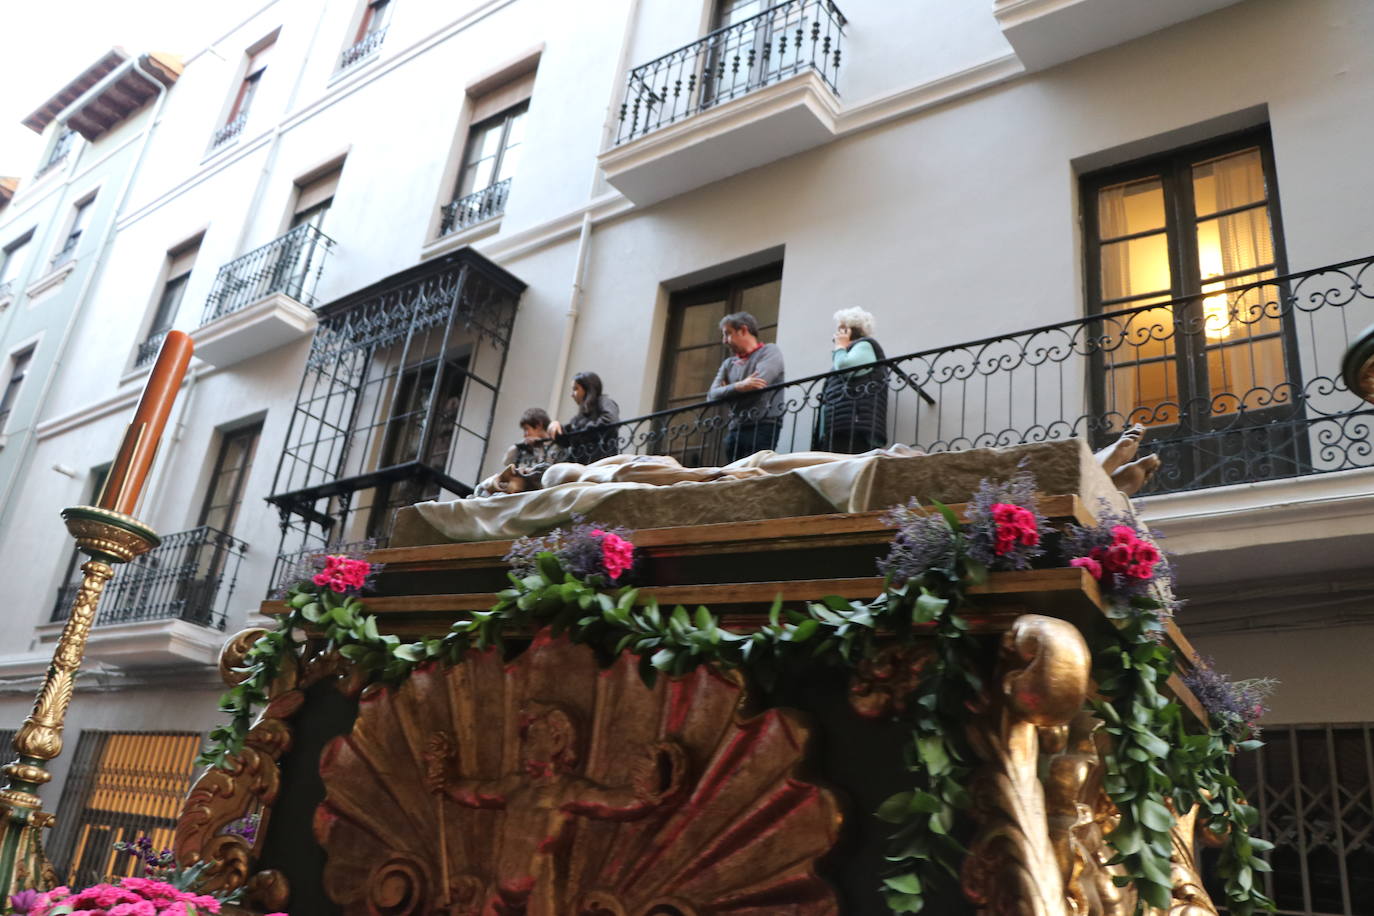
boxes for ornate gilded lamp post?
[0,332,194,894]
[1343,321,1374,405]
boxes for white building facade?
[0,0,1369,905]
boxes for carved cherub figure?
[423,702,687,915]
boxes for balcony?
[49,526,247,667]
[439,178,511,236]
[134,328,169,369]
[210,112,247,151]
[340,26,388,70]
[50,234,79,270]
[189,224,334,368]
[0,279,13,305]
[599,0,846,206]
[570,257,1374,499]
[993,0,1246,72]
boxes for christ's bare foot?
[1111,453,1161,496]
[1096,423,1146,476]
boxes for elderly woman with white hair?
[813,306,890,453]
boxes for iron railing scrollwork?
[51,525,247,630]
[211,112,248,150]
[561,257,1374,497]
[201,223,335,325]
[134,329,170,368]
[440,178,512,236]
[340,26,388,69]
[615,0,846,145]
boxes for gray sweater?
[707,343,786,424]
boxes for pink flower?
[1070,556,1103,580]
[312,555,373,594]
[989,503,1040,556]
[599,532,635,580]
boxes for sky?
[0,0,248,178]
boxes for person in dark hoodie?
[548,371,622,461]
[813,306,890,454]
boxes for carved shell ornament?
[314,630,842,915]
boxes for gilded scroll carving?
[962,614,1091,916]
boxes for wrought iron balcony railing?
[440,178,512,236]
[52,526,247,630]
[0,280,13,302]
[562,257,1374,497]
[201,223,335,324]
[35,131,75,178]
[50,234,80,269]
[615,0,846,145]
[134,328,169,368]
[211,113,248,150]
[340,26,388,69]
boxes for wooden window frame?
[1080,126,1298,441]
[655,262,783,412]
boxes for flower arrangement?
[1183,657,1279,741]
[1064,511,1167,607]
[111,836,173,876]
[962,467,1047,571]
[504,517,636,584]
[6,877,287,916]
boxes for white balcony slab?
[599,69,841,207]
[34,618,223,668]
[994,0,1247,71]
[190,291,317,368]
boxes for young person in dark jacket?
[548,371,622,462]
[707,312,786,463]
[813,306,889,454]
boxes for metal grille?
[48,731,201,888]
[211,112,247,150]
[439,177,511,235]
[340,25,388,69]
[266,250,524,588]
[1206,724,1374,915]
[617,0,846,144]
[51,525,247,630]
[201,223,334,324]
[576,256,1374,495]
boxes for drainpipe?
[545,0,643,417]
[0,57,173,529]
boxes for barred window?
[48,731,202,888]
[1205,724,1374,915]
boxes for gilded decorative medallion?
[314,631,842,915]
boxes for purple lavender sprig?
[877,501,957,586]
[1183,657,1279,741]
[222,812,260,845]
[113,834,175,875]
[505,516,635,583]
[1063,506,1176,612]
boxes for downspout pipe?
[0,57,172,529]
[545,0,643,418]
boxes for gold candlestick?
[0,507,159,896]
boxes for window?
[341,0,391,67]
[0,346,35,431]
[0,232,32,298]
[53,464,109,620]
[214,37,274,147]
[137,239,200,367]
[36,129,75,177]
[47,731,202,889]
[291,166,340,231]
[199,423,261,535]
[1204,724,1374,915]
[1082,128,1298,484]
[657,263,781,412]
[366,356,469,537]
[441,67,535,235]
[53,195,95,266]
